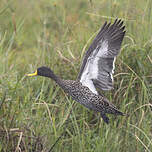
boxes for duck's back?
[59,80,110,112]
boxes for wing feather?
[78,19,126,94]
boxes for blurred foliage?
[0,0,152,151]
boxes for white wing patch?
[89,40,108,78]
[80,57,98,94]
[80,40,109,95]
[112,57,116,74]
[111,57,116,82]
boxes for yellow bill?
[26,70,37,76]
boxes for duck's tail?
[107,101,127,116]
[100,109,127,124]
[114,109,126,116]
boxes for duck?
[27,19,126,124]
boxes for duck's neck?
[40,69,61,84]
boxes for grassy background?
[0,0,152,151]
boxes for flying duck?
[27,19,126,124]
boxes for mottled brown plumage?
[28,66,125,124]
[27,19,126,124]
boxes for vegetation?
[0,0,151,151]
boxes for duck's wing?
[77,19,126,95]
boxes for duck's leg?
[100,112,109,124]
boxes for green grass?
[0,0,152,151]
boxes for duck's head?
[27,66,54,78]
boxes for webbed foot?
[100,112,109,124]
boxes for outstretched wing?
[77,19,125,95]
